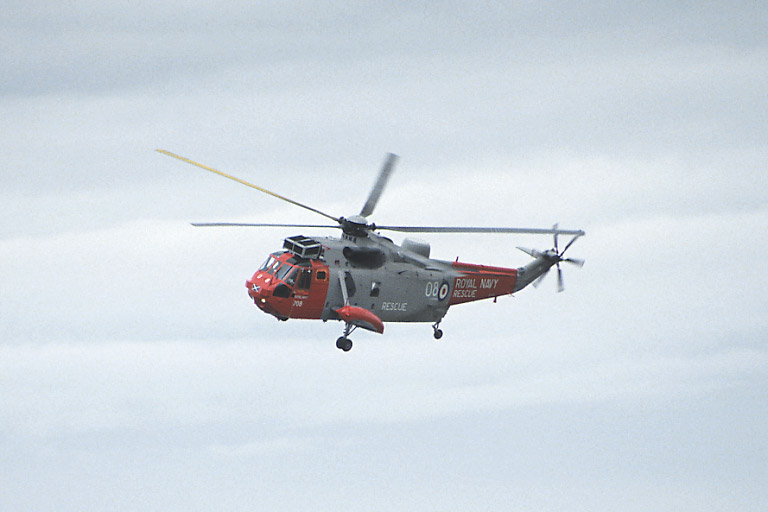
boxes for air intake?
[402,238,431,258]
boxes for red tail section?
[449,262,518,305]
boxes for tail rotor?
[518,224,584,293]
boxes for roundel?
[438,281,450,301]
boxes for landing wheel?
[432,322,444,340]
[336,336,353,352]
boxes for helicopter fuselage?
[158,148,583,350]
[245,231,554,331]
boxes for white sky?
[1,2,767,511]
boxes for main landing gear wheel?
[336,336,353,352]
[432,322,443,340]
[337,322,356,352]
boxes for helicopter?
[158,149,585,351]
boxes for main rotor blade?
[191,222,339,228]
[157,149,341,223]
[360,153,398,218]
[553,223,560,253]
[376,225,586,236]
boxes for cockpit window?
[276,263,294,281]
[259,256,276,272]
[284,268,298,287]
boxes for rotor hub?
[340,215,370,237]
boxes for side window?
[273,284,291,298]
[370,281,381,297]
[297,269,311,290]
[344,271,356,297]
[315,270,328,281]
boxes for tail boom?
[448,261,518,305]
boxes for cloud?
[2,3,766,510]
[2,335,764,441]
[208,435,318,457]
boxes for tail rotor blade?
[533,269,549,288]
[556,264,565,293]
[561,233,582,255]
[563,257,585,267]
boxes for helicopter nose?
[246,276,262,300]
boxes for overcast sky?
[1,2,767,511]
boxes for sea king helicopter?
[158,149,585,351]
